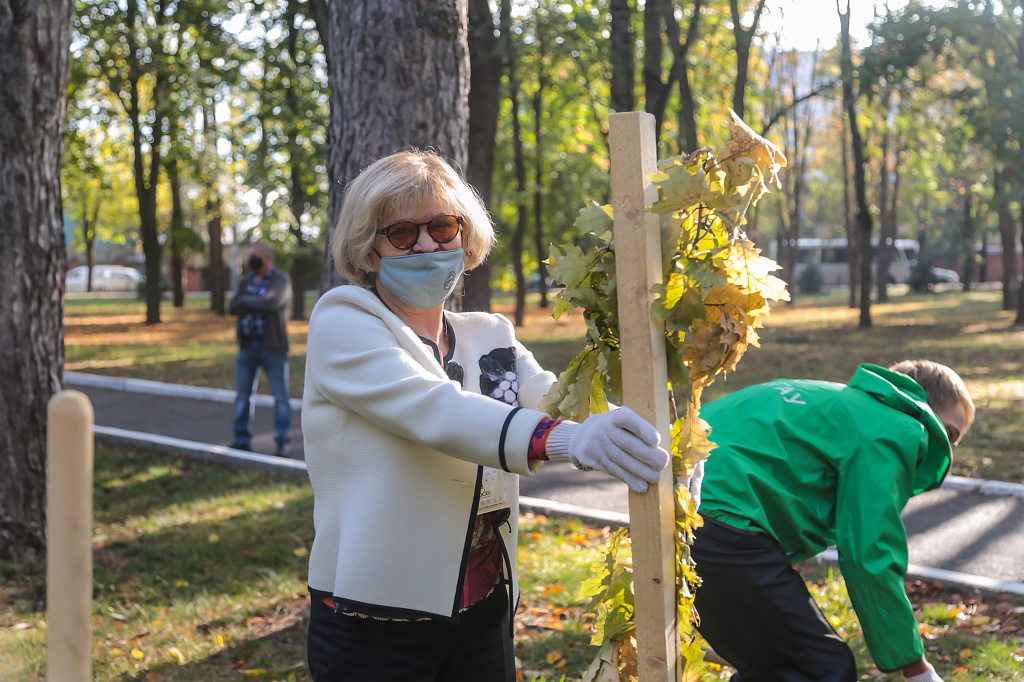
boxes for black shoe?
[229,442,251,451]
[275,442,290,457]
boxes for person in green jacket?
[693,360,974,682]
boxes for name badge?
[478,467,511,514]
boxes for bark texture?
[322,0,470,291]
[0,0,74,559]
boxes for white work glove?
[545,407,670,493]
[904,660,943,682]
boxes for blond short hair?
[331,150,495,287]
[889,359,976,434]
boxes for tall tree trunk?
[0,0,74,559]
[507,2,528,326]
[875,111,893,303]
[675,1,704,154]
[643,0,670,139]
[322,0,470,292]
[1016,201,1024,325]
[204,103,225,315]
[728,0,768,121]
[842,107,858,308]
[206,190,225,315]
[839,0,872,327]
[646,0,703,151]
[288,152,311,320]
[78,194,98,292]
[285,0,312,321]
[125,0,168,325]
[961,189,975,292]
[168,157,186,307]
[609,0,634,112]
[532,36,549,309]
[463,0,502,312]
[995,165,1019,311]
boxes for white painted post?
[609,111,680,682]
[47,390,94,682]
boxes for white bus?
[766,237,920,288]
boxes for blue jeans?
[232,339,291,447]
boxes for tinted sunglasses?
[378,215,464,250]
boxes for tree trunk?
[961,189,975,292]
[125,0,168,325]
[675,1,704,154]
[507,1,528,326]
[322,0,470,292]
[875,116,894,303]
[842,107,858,308]
[206,190,225,315]
[609,0,634,112]
[289,154,311,320]
[1015,200,1024,325]
[995,166,1019,311]
[729,0,767,121]
[0,0,74,560]
[463,0,502,313]
[168,157,186,307]
[532,39,549,309]
[643,0,670,139]
[204,103,226,315]
[839,0,872,327]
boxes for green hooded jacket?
[699,364,952,672]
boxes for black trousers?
[306,588,516,682]
[692,515,857,682]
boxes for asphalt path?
[66,372,1024,595]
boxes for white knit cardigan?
[302,286,555,619]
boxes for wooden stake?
[609,111,680,681]
[47,390,94,682]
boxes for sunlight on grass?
[2,447,1022,681]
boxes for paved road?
[66,372,1024,595]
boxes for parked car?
[930,267,960,284]
[65,265,144,293]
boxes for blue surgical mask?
[378,248,465,310]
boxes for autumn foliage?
[539,111,789,680]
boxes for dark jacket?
[228,267,292,355]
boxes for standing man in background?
[229,241,293,456]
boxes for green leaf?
[574,199,614,239]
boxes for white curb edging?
[815,549,1024,597]
[93,426,308,477]
[66,371,303,411]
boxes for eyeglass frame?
[376,214,464,250]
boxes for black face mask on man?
[248,255,263,272]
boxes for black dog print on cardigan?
[479,347,519,407]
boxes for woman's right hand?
[546,407,670,493]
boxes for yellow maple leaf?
[726,110,787,188]
[616,634,640,682]
[723,241,789,304]
[131,647,145,660]
[674,400,718,465]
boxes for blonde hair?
[331,150,495,287]
[889,359,976,434]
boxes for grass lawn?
[2,446,1021,681]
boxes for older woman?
[302,150,669,681]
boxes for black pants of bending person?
[692,514,857,682]
[306,587,515,682]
